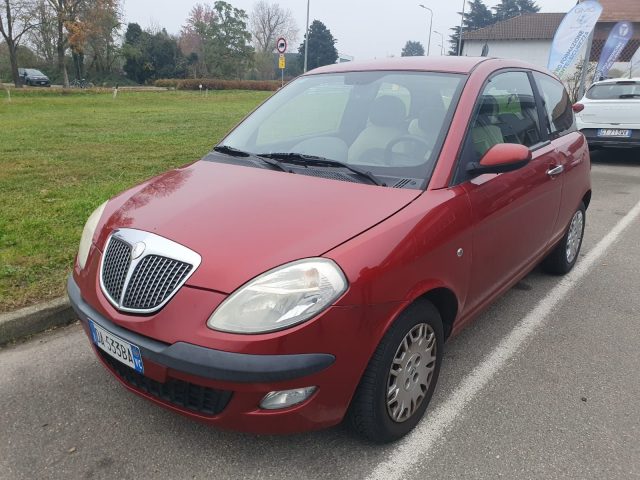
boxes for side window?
[469,71,542,159]
[534,72,575,137]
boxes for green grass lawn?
[0,88,270,312]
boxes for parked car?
[574,78,640,148]
[68,57,591,443]
[18,68,51,87]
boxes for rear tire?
[347,299,444,443]
[542,202,586,275]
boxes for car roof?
[305,56,546,76]
[592,78,640,85]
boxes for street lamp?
[458,0,466,56]
[418,4,433,56]
[433,30,445,56]
[304,0,310,72]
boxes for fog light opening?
[260,387,318,410]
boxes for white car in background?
[574,78,640,149]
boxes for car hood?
[98,160,421,293]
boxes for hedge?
[154,78,282,91]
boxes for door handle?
[547,165,564,177]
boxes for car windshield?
[218,71,465,188]
[25,69,45,76]
[586,82,640,99]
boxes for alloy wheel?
[386,323,437,423]
[566,210,584,264]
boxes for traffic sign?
[276,37,287,54]
[279,54,286,70]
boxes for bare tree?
[28,0,57,67]
[250,1,298,54]
[0,0,39,87]
[45,0,87,87]
[563,61,596,102]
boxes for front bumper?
[68,276,335,383]
[579,128,640,148]
[67,275,394,434]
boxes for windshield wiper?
[619,94,640,99]
[213,145,291,173]
[258,152,385,186]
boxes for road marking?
[368,198,640,480]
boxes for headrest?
[416,91,447,132]
[369,95,407,128]
[478,95,499,116]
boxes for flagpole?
[304,0,311,72]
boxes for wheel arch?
[415,287,459,340]
[582,190,592,210]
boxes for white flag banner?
[547,0,603,77]
[631,47,640,76]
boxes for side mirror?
[466,143,532,176]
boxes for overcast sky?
[123,0,578,59]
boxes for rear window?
[586,82,640,100]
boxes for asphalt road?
[2,148,640,480]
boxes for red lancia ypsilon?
[68,57,591,443]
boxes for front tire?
[542,202,586,275]
[347,299,444,443]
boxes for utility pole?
[418,5,433,56]
[303,0,311,72]
[457,0,466,56]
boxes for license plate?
[89,320,144,373]
[597,129,631,137]
[39,82,46,85]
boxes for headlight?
[77,201,107,270]
[208,258,348,334]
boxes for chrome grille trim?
[99,229,202,314]
[101,238,132,302]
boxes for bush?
[154,78,282,91]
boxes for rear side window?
[534,73,575,137]
[586,82,640,100]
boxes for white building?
[462,13,564,69]
[461,1,640,77]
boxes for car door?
[457,70,564,315]
[533,71,589,244]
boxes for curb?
[0,297,77,346]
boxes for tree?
[123,23,185,83]
[201,1,253,79]
[250,1,298,54]
[27,0,56,67]
[46,0,85,87]
[178,3,216,77]
[464,0,494,30]
[449,0,495,56]
[81,0,122,78]
[493,0,539,21]
[0,0,39,87]
[297,20,337,71]
[401,40,424,57]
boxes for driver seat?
[348,95,407,165]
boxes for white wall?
[462,39,634,79]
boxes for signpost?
[277,37,287,87]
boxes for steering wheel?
[384,136,432,166]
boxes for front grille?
[102,238,132,302]
[100,230,199,314]
[121,255,192,310]
[98,350,233,416]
